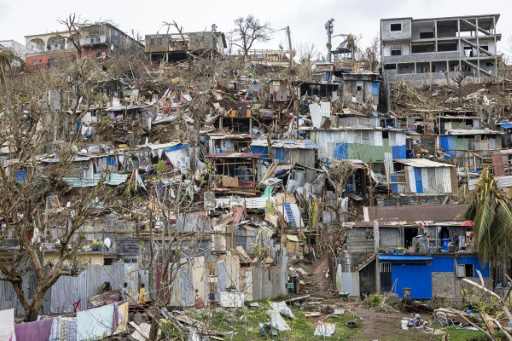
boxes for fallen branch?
[434,308,493,340]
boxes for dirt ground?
[307,257,334,297]
[304,257,438,341]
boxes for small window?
[391,49,402,56]
[486,62,494,67]
[104,258,114,265]
[384,64,397,70]
[420,32,434,39]
[457,264,474,277]
[391,23,402,31]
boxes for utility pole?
[211,24,217,60]
[325,18,334,63]
[285,26,292,66]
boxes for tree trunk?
[149,319,159,341]
[503,251,508,283]
[24,289,45,322]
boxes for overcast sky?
[1,0,511,58]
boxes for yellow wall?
[44,253,105,266]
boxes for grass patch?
[381,326,489,341]
[190,302,362,340]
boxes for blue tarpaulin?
[499,122,512,129]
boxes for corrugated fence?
[0,262,149,316]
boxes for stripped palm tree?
[459,167,512,282]
[0,50,12,87]
[338,34,357,61]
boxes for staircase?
[283,202,297,227]
[342,239,376,272]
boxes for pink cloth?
[14,318,53,341]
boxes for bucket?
[442,238,452,251]
[402,288,412,299]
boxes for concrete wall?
[381,18,412,41]
[383,51,461,63]
[383,43,410,57]
[380,229,402,248]
[384,69,493,87]
[433,273,492,308]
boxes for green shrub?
[369,293,382,308]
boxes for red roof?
[233,207,244,224]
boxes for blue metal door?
[414,168,423,193]
[391,263,432,299]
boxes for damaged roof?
[250,139,318,149]
[205,152,262,159]
[394,159,454,168]
[364,204,467,224]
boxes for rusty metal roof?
[205,152,262,159]
[366,204,467,224]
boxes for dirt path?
[307,256,333,297]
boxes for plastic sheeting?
[267,310,290,331]
[77,304,115,340]
[314,322,336,336]
[269,302,295,319]
[0,308,15,341]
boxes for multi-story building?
[381,14,501,89]
[0,39,25,58]
[145,29,226,63]
[25,23,144,72]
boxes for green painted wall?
[347,138,392,163]
[454,137,469,151]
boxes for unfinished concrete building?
[381,14,501,90]
[145,30,227,63]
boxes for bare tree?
[362,34,380,72]
[0,70,111,321]
[232,15,272,58]
[57,13,86,60]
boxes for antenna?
[325,18,334,62]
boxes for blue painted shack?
[379,254,490,301]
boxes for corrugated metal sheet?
[395,159,454,168]
[366,204,467,223]
[215,197,267,209]
[1,262,150,315]
[493,154,506,176]
[392,146,406,159]
[439,136,455,157]
[391,263,432,299]
[468,175,512,190]
[341,272,360,296]
[205,152,262,159]
[431,256,455,272]
[62,173,129,187]
[309,103,330,128]
[414,167,423,193]
[379,255,432,261]
[457,256,489,277]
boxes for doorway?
[403,227,419,249]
